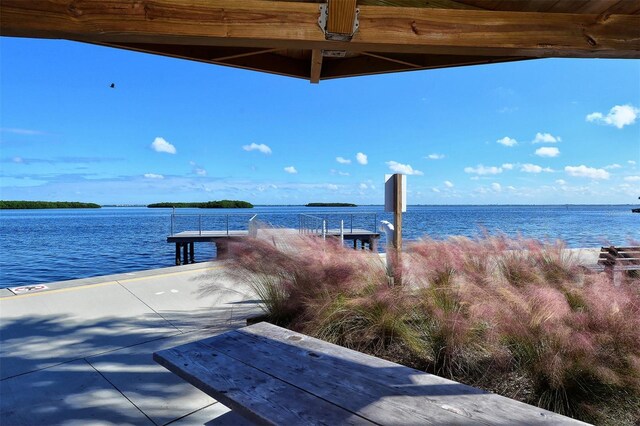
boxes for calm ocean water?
[0,205,638,288]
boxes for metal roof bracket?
[318,2,360,42]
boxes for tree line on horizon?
[147,200,253,208]
[0,201,101,209]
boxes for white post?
[322,219,327,240]
[340,220,344,244]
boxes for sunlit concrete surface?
[0,261,260,425]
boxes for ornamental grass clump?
[224,231,640,424]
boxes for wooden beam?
[1,0,639,59]
[326,0,358,35]
[321,53,530,79]
[310,49,323,83]
[100,42,307,79]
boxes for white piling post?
[340,220,344,245]
[322,219,327,240]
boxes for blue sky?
[1,37,639,205]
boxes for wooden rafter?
[1,0,639,59]
[310,49,323,83]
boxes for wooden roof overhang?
[1,0,639,83]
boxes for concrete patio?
[0,262,261,425]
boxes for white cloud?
[144,173,164,179]
[497,136,517,147]
[491,182,502,192]
[12,156,24,163]
[386,161,424,175]
[242,143,272,154]
[521,163,553,173]
[586,104,639,129]
[336,156,351,164]
[501,163,514,170]
[284,166,297,174]
[565,165,610,179]
[629,160,637,165]
[555,179,567,185]
[356,152,368,165]
[533,132,561,144]
[359,183,368,190]
[432,187,441,193]
[151,137,176,154]
[535,147,560,158]
[604,164,622,170]
[327,184,338,190]
[189,161,207,176]
[464,165,502,175]
[624,176,640,182]
[444,180,454,188]
[426,153,445,160]
[338,171,350,176]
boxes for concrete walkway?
[0,262,261,425]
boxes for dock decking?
[168,228,381,265]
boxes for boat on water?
[634,197,640,213]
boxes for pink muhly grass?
[223,231,640,423]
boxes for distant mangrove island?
[147,200,253,208]
[0,201,101,209]
[305,203,357,207]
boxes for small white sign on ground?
[9,284,49,295]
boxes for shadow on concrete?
[0,307,258,425]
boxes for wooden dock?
[168,228,380,265]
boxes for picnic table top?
[153,322,587,425]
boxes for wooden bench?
[598,246,640,286]
[154,322,586,425]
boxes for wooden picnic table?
[598,246,640,286]
[154,322,587,425]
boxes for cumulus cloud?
[284,166,298,174]
[521,163,553,173]
[356,152,368,165]
[535,147,560,158]
[604,163,622,170]
[444,180,454,188]
[386,161,423,175]
[432,188,441,193]
[359,183,368,190]
[242,143,272,154]
[336,156,351,164]
[497,136,517,147]
[491,182,502,192]
[624,176,640,182]
[144,173,164,179]
[327,184,338,190]
[464,165,502,175]
[426,153,445,160]
[555,179,567,185]
[565,165,610,179]
[501,163,514,170]
[533,132,561,143]
[586,104,639,129]
[629,160,637,166]
[151,137,176,154]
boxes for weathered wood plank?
[153,341,374,426]
[231,323,588,425]
[1,0,639,59]
[197,329,479,425]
